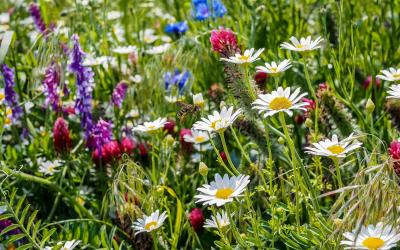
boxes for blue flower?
[165,21,189,35]
[164,69,190,95]
[192,0,226,21]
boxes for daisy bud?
[199,162,208,177]
[269,195,277,204]
[53,117,71,153]
[276,207,285,213]
[366,98,375,114]
[305,118,313,128]
[120,137,136,155]
[189,208,204,232]
[164,134,175,146]
[278,137,285,145]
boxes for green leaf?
[26,210,38,232]
[14,195,26,216]
[19,204,31,225]
[0,224,20,236]
[16,243,34,250]
[6,233,26,244]
[0,31,14,64]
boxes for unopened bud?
[199,162,208,177]
[305,118,313,128]
[220,101,226,109]
[164,134,175,146]
[269,195,277,204]
[278,137,285,145]
[366,98,375,114]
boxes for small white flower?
[256,60,292,75]
[146,43,171,55]
[130,74,143,83]
[0,13,10,24]
[204,211,230,229]
[126,109,140,119]
[107,11,123,20]
[220,48,264,64]
[193,106,242,133]
[44,240,81,250]
[387,84,400,99]
[165,95,184,103]
[195,173,250,207]
[132,117,167,134]
[252,87,308,117]
[132,210,168,235]
[112,45,137,54]
[280,36,324,52]
[83,56,113,67]
[142,29,159,44]
[193,93,205,108]
[37,158,62,176]
[341,222,400,250]
[304,133,362,158]
[377,68,400,82]
[184,130,213,145]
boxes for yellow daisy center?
[215,188,234,199]
[194,136,206,143]
[393,73,400,79]
[210,119,221,130]
[269,97,292,110]
[296,44,303,48]
[327,145,345,155]
[362,237,385,250]
[239,55,250,61]
[0,92,4,101]
[6,108,12,116]
[144,221,158,231]
[5,117,11,125]
[48,165,55,173]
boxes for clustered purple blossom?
[43,62,61,111]
[69,34,94,139]
[111,81,128,108]
[1,64,23,122]
[29,3,47,34]
[90,119,112,156]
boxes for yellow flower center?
[144,221,158,231]
[194,136,206,143]
[48,165,54,173]
[296,44,303,49]
[362,237,385,250]
[210,119,221,130]
[5,117,11,125]
[215,188,234,199]
[0,92,4,101]
[6,108,12,116]
[239,55,250,61]
[269,97,292,110]
[393,73,400,79]
[327,145,345,155]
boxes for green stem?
[243,64,256,100]
[1,166,94,219]
[302,59,319,141]
[208,132,234,175]
[219,132,240,175]
[333,157,343,188]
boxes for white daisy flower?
[132,210,168,235]
[341,222,400,250]
[256,60,292,75]
[37,158,62,176]
[304,133,362,158]
[146,43,171,55]
[132,117,167,134]
[165,95,184,103]
[377,68,400,82]
[112,46,137,54]
[107,11,123,20]
[142,29,159,44]
[193,106,242,133]
[280,36,324,52]
[126,109,140,119]
[130,74,143,83]
[204,211,230,229]
[44,240,81,250]
[195,173,250,207]
[252,87,308,117]
[193,93,205,108]
[387,84,400,99]
[184,129,213,145]
[220,48,264,64]
[0,12,10,24]
[0,88,5,105]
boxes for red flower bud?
[219,151,227,162]
[120,137,136,155]
[294,114,305,124]
[53,117,71,153]
[302,98,316,110]
[92,140,121,165]
[138,143,149,157]
[189,208,204,232]
[389,141,400,177]
[180,129,193,152]
[363,75,381,89]
[163,119,176,134]
[254,72,268,91]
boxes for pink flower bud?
[53,117,71,153]
[189,208,204,232]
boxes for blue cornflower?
[192,0,226,21]
[165,21,189,35]
[164,69,190,95]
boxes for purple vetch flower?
[111,81,128,108]
[1,64,23,122]
[69,34,94,139]
[90,119,113,155]
[29,3,47,34]
[43,62,61,111]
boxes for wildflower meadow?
[1,0,400,249]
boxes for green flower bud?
[199,162,208,177]
[278,137,285,145]
[305,118,313,128]
[366,98,375,114]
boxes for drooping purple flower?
[89,119,113,156]
[69,34,94,140]
[29,3,47,34]
[43,62,61,111]
[1,64,23,122]
[111,81,128,108]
